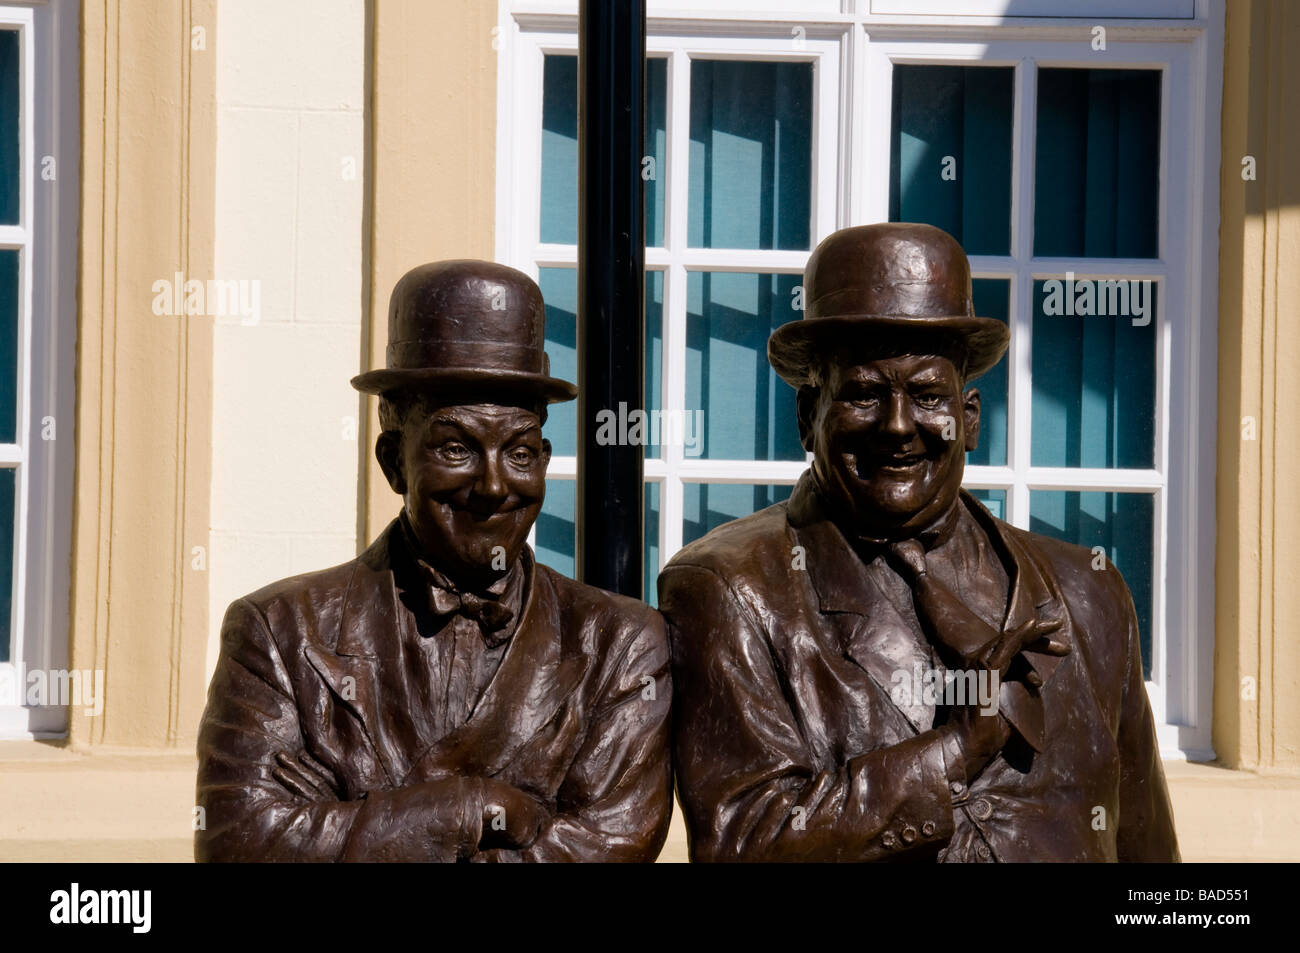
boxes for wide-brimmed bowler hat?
[767,223,1010,387]
[351,259,577,403]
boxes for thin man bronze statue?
[196,261,672,862]
[659,223,1179,862]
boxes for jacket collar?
[788,471,1070,681]
[307,519,590,785]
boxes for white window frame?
[496,0,1223,760]
[0,0,77,740]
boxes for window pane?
[540,54,667,247]
[967,278,1009,466]
[0,30,16,226]
[688,60,812,250]
[1031,278,1156,468]
[540,267,663,458]
[536,478,576,577]
[646,58,667,248]
[534,478,661,604]
[683,483,793,545]
[0,249,16,445]
[1034,68,1160,258]
[645,482,660,607]
[686,271,805,461]
[0,467,13,662]
[966,487,1006,521]
[890,65,1013,256]
[1029,490,1154,676]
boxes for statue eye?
[508,446,537,466]
[914,394,944,409]
[439,441,471,461]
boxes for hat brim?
[351,367,578,403]
[767,314,1010,388]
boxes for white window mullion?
[1005,55,1037,530]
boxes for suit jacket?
[195,519,672,862]
[658,472,1179,863]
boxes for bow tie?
[427,584,516,644]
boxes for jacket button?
[901,825,917,844]
[949,780,967,799]
[971,797,993,820]
[881,830,897,849]
[976,843,992,861]
[922,820,936,837]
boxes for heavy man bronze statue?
[659,223,1180,862]
[196,261,672,862]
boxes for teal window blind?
[1034,68,1160,259]
[889,65,1013,256]
[683,483,793,546]
[688,60,812,251]
[540,54,667,247]
[538,267,662,459]
[1031,279,1156,469]
[685,271,805,462]
[1030,490,1154,673]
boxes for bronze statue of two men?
[195,223,1180,862]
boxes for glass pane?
[1029,490,1154,676]
[645,482,660,607]
[540,55,578,245]
[646,58,667,248]
[540,267,663,458]
[1031,278,1156,469]
[0,467,10,661]
[1034,68,1160,258]
[686,272,805,461]
[0,30,17,226]
[688,60,812,250]
[0,249,16,444]
[536,478,575,578]
[534,478,661,605]
[540,54,668,247]
[683,483,794,545]
[966,487,1006,522]
[889,65,1013,256]
[966,279,1009,466]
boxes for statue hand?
[478,778,550,851]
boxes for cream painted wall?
[208,0,365,676]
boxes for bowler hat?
[767,223,1009,387]
[351,260,577,403]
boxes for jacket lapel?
[400,552,593,782]
[789,474,931,735]
[303,523,406,787]
[787,475,1074,733]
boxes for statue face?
[800,354,980,540]
[380,401,551,585]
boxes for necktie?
[888,537,1064,753]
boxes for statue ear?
[963,387,981,452]
[376,431,406,495]
[796,385,820,453]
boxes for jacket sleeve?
[195,597,478,862]
[474,612,674,863]
[1112,570,1181,862]
[660,562,957,862]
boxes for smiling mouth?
[873,454,930,473]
